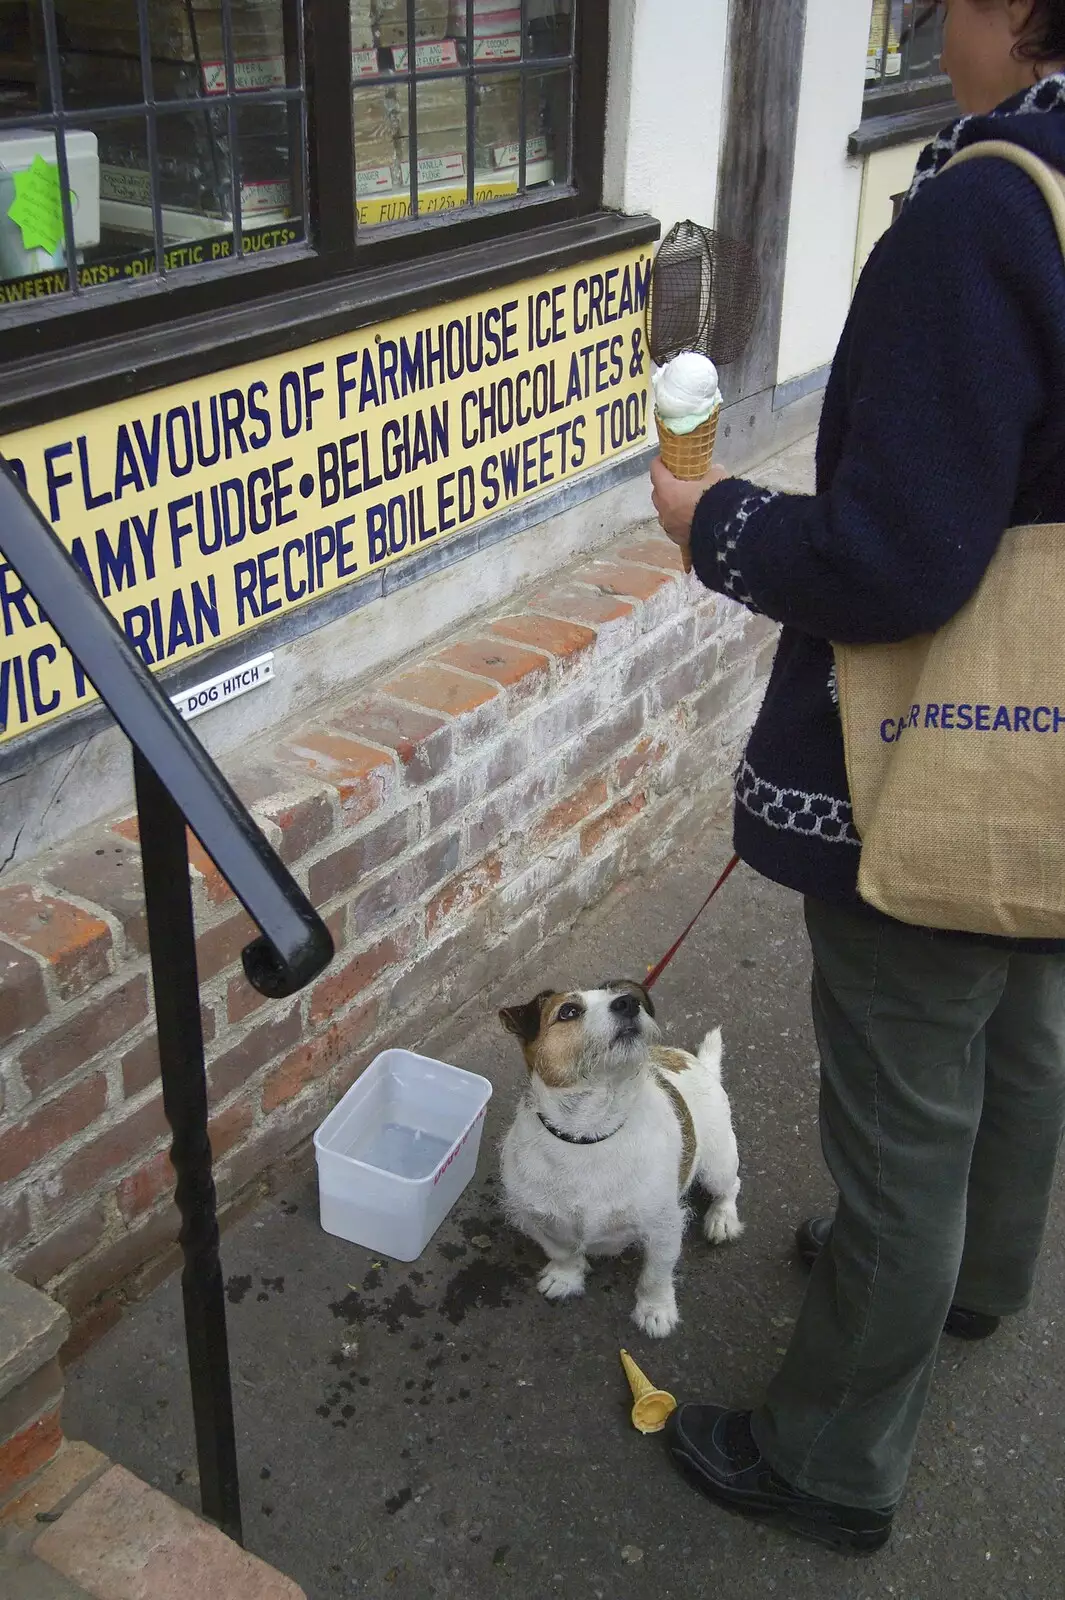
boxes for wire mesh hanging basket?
[645,220,760,369]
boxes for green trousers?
[751,897,1065,1511]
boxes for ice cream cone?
[619,1348,677,1434]
[655,407,721,573]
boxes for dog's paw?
[632,1298,678,1338]
[538,1262,586,1301]
[704,1201,744,1245]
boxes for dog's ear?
[499,990,553,1043]
[602,978,656,1019]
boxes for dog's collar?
[536,1112,626,1145]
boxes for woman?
[651,0,1065,1555]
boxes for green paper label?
[7,153,69,256]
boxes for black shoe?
[942,1304,1001,1340]
[664,1404,893,1555]
[796,1217,1001,1341]
[795,1215,832,1268]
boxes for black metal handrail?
[0,461,335,1542]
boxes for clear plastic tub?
[314,1048,492,1261]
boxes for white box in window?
[400,150,465,186]
[0,128,100,281]
[356,163,396,196]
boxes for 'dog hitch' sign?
[0,248,650,745]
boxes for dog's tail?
[696,1026,724,1081]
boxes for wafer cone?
[655,406,721,573]
[619,1348,677,1434]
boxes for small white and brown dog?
[498,978,742,1338]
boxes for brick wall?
[0,524,776,1339]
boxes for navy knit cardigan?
[691,83,1065,928]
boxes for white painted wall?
[776,0,872,385]
[604,0,730,238]
[853,138,926,284]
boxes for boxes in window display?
[352,76,555,208]
[451,1,522,61]
[351,0,376,50]
[374,0,450,49]
[353,84,398,194]
[98,106,293,243]
[55,0,289,98]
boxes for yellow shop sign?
[0,248,651,743]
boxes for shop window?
[353,2,575,229]
[863,1,951,116]
[0,1,306,301]
[0,1,599,345]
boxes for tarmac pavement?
[65,822,1065,1600]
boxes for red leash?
[645,853,741,989]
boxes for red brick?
[382,663,498,718]
[15,1207,107,1290]
[426,853,504,937]
[120,1006,215,1099]
[0,1360,63,1447]
[210,1100,254,1162]
[196,909,257,983]
[533,779,609,846]
[574,559,674,602]
[524,584,633,627]
[0,939,47,1048]
[465,769,551,859]
[329,694,453,786]
[208,1006,302,1102]
[185,833,235,907]
[652,652,706,713]
[613,535,687,571]
[231,767,334,862]
[489,614,596,662]
[256,791,334,866]
[0,1409,62,1502]
[226,971,265,1027]
[562,699,646,784]
[262,1000,378,1112]
[615,738,670,792]
[276,732,393,825]
[58,1206,181,1317]
[434,638,549,694]
[0,887,111,1001]
[45,1096,170,1216]
[308,927,414,1026]
[116,1148,173,1223]
[213,1109,321,1208]
[226,908,344,1026]
[20,975,149,1096]
[62,1300,123,1362]
[42,837,149,956]
[116,1103,250,1223]
[387,909,491,1028]
[0,1192,30,1254]
[0,1075,108,1186]
[306,811,411,907]
[349,834,460,939]
[580,794,648,856]
[113,818,233,909]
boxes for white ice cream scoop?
[652,351,722,430]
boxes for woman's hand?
[650,457,730,563]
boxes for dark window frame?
[0,0,609,369]
[862,1,953,121]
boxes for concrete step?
[33,1465,306,1600]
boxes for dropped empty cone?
[619,1349,677,1434]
